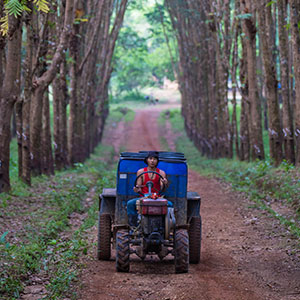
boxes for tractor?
[97,151,202,273]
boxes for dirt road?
[79,105,300,300]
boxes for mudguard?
[187,191,201,219]
[99,188,116,217]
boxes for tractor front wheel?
[116,230,130,272]
[174,229,189,273]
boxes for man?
[127,151,169,226]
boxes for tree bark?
[239,33,250,161]
[30,0,74,174]
[241,0,265,160]
[68,18,80,165]
[21,5,34,185]
[258,0,283,165]
[289,0,300,165]
[0,15,22,192]
[15,100,23,177]
[278,0,295,163]
[42,91,54,175]
[231,21,240,159]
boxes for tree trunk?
[68,58,79,164]
[258,0,283,165]
[53,59,69,170]
[42,91,54,175]
[30,0,74,174]
[0,16,22,192]
[21,6,34,185]
[15,100,23,177]
[52,74,61,169]
[242,0,265,160]
[278,0,295,164]
[289,0,300,165]
[231,20,240,159]
[68,13,81,165]
[30,86,44,175]
[239,34,250,161]
[59,61,69,167]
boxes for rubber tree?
[257,0,283,165]
[240,0,265,160]
[290,0,300,166]
[0,14,22,192]
[278,0,295,164]
[30,0,74,175]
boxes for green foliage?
[0,140,117,299]
[266,0,277,7]
[4,0,49,17]
[110,1,177,96]
[32,0,50,13]
[5,0,23,17]
[111,26,151,94]
[0,0,49,35]
[108,106,135,123]
[0,14,8,36]
[168,109,184,132]
[110,90,146,103]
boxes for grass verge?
[108,107,135,123]
[1,141,117,299]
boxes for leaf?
[0,231,9,243]
[266,0,277,7]
[32,0,50,13]
[5,0,23,17]
[0,13,9,36]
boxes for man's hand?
[161,178,168,186]
[133,186,142,193]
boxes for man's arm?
[133,169,144,193]
[159,169,168,188]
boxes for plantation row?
[167,0,300,166]
[0,0,128,193]
[1,0,300,194]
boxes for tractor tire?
[116,230,130,272]
[174,229,189,273]
[97,213,111,260]
[188,216,202,264]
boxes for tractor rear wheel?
[174,229,189,273]
[97,213,111,260]
[116,230,130,272]
[189,216,202,263]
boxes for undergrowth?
[167,110,300,238]
[109,90,146,104]
[108,106,135,123]
[1,142,117,299]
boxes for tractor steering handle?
[134,171,166,196]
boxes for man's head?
[144,151,159,167]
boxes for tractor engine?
[137,199,174,255]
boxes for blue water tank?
[117,152,187,199]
